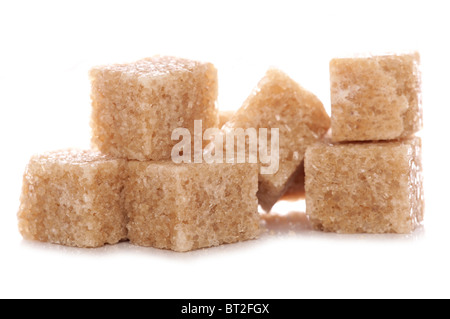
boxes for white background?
[1,0,449,299]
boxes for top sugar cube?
[90,56,218,161]
[330,52,422,142]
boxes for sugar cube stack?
[305,52,424,234]
[18,56,263,252]
[18,52,425,252]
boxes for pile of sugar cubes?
[17,53,423,252]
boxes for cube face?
[17,151,127,248]
[125,162,260,252]
[305,138,423,234]
[225,69,330,212]
[90,56,218,161]
[330,52,422,142]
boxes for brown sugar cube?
[224,69,330,212]
[330,52,422,142]
[305,137,424,234]
[125,162,260,252]
[281,162,305,201]
[90,56,218,161]
[18,150,127,248]
[218,110,235,128]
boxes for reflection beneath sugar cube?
[261,199,426,241]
